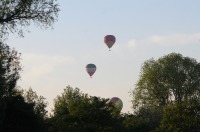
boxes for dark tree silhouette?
[0,0,59,38]
[0,42,21,98]
[0,95,44,132]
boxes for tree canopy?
[0,41,21,98]
[0,0,59,38]
[0,1,59,131]
[47,85,128,131]
[157,103,200,131]
[0,42,47,131]
[22,88,48,119]
[0,94,45,132]
[132,52,200,111]
[130,52,200,131]
[1,1,200,130]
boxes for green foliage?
[0,0,60,38]
[157,103,200,132]
[46,85,127,132]
[132,52,200,111]
[123,106,162,131]
[22,88,48,119]
[130,52,200,131]
[123,113,149,132]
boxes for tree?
[132,53,200,111]
[22,88,48,119]
[0,41,22,129]
[0,94,45,132]
[20,87,48,131]
[0,41,21,98]
[0,1,60,131]
[157,103,200,132]
[0,42,47,131]
[0,0,59,38]
[46,85,126,132]
[130,53,200,131]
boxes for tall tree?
[0,42,46,131]
[0,42,21,98]
[0,0,59,38]
[132,53,200,111]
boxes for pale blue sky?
[7,0,200,113]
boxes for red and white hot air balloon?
[86,64,96,78]
[104,35,116,51]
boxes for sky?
[6,0,200,113]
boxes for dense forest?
[1,0,200,132]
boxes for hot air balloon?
[104,35,116,51]
[108,97,123,112]
[86,64,96,78]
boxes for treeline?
[1,1,200,131]
[1,41,200,131]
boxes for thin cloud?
[127,33,200,48]
[20,53,75,82]
[127,39,137,48]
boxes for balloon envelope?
[104,35,116,49]
[108,97,123,111]
[86,64,96,77]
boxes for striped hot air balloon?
[108,97,123,112]
[86,64,96,78]
[104,35,116,51]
